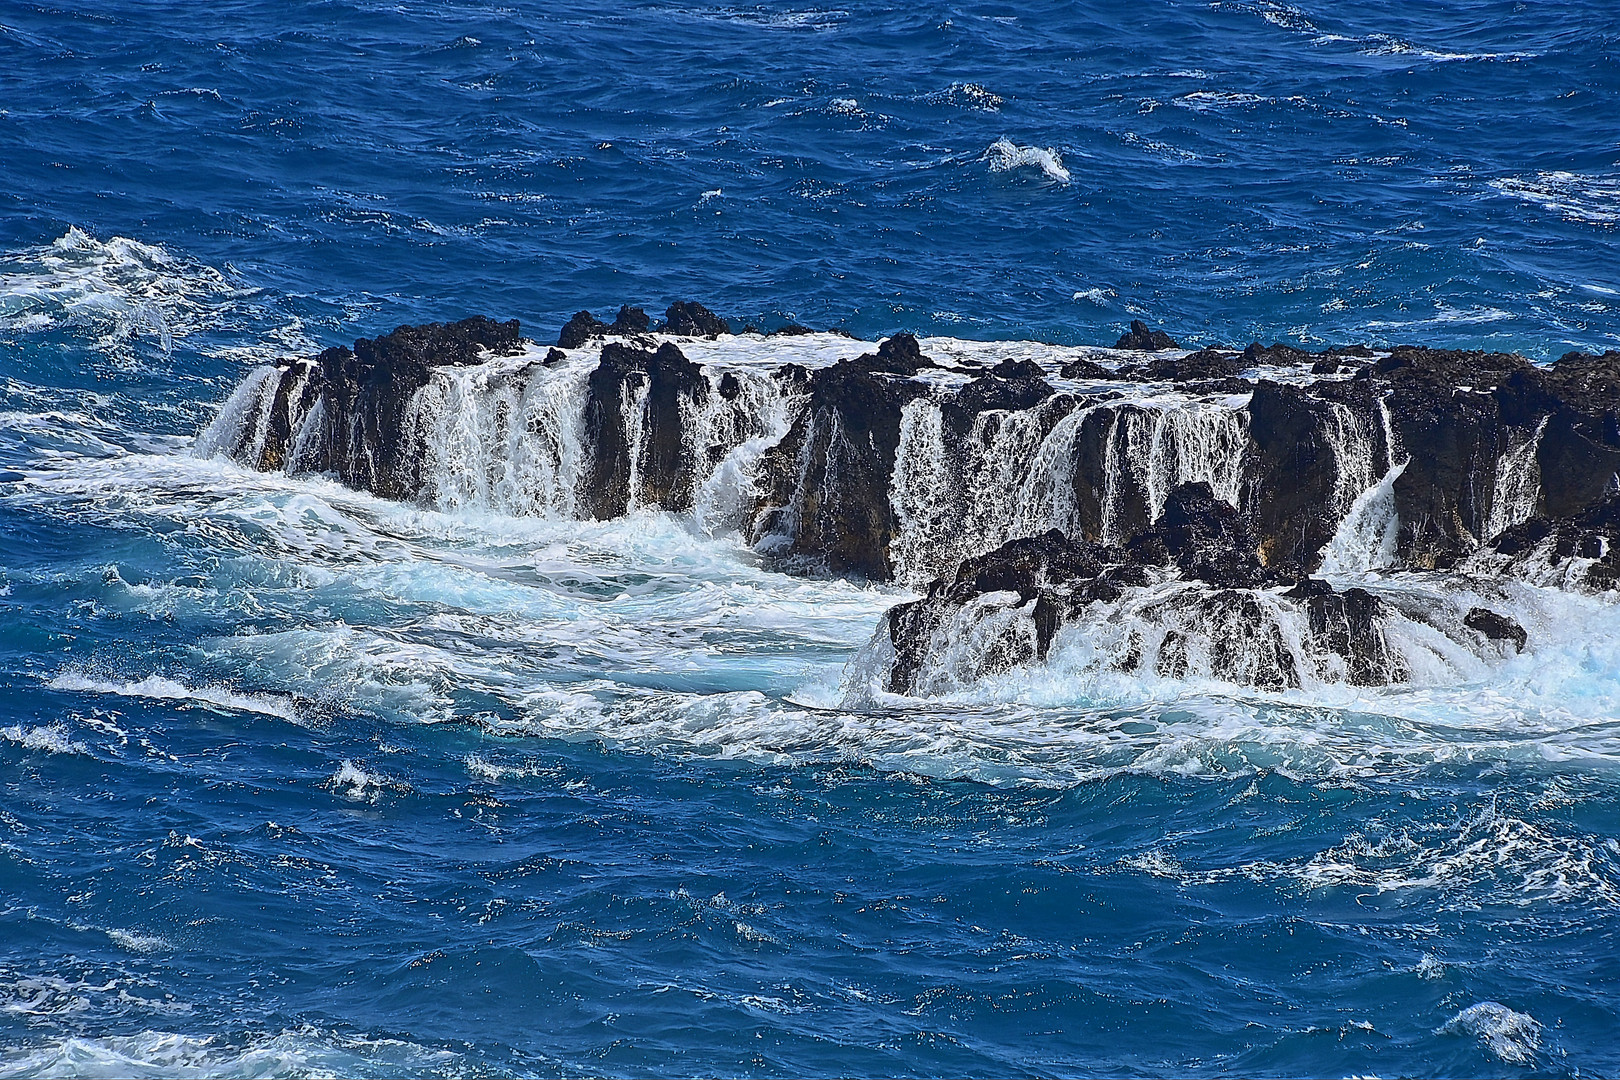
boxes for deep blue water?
[2,1,1619,1076]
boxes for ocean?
[1,1,1618,1076]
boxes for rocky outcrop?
[210,308,1620,695]
[747,335,933,578]
[558,311,608,349]
[662,301,730,337]
[1464,607,1528,653]
[1115,320,1178,351]
[880,488,1421,695]
[1244,378,1384,577]
[243,316,524,497]
[581,342,710,517]
[1489,494,1620,590]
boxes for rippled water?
[2,2,1618,1077]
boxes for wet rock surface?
[1115,320,1179,351]
[883,485,1412,695]
[747,335,933,578]
[1465,607,1528,652]
[661,300,730,337]
[247,316,523,496]
[582,342,710,517]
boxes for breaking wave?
[985,138,1072,183]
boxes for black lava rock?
[663,301,730,337]
[610,305,651,334]
[1115,320,1179,351]
[559,310,608,349]
[1464,607,1528,652]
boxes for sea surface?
[2,2,1619,1076]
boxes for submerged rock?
[1464,607,1528,652]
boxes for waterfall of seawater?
[889,395,1251,585]
[194,364,279,463]
[689,366,796,534]
[1487,417,1548,540]
[407,356,593,517]
[1318,396,1405,577]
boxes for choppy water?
[2,2,1619,1077]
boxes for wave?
[1439,1002,1544,1065]
[984,138,1071,184]
[46,673,301,721]
[1122,793,1620,914]
[924,82,1003,112]
[325,760,411,802]
[678,7,849,32]
[0,723,89,756]
[0,229,257,358]
[1174,90,1269,112]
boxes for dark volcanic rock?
[767,323,816,337]
[1243,342,1314,366]
[1153,482,1268,588]
[1245,378,1384,576]
[1152,589,1301,690]
[610,305,651,335]
[1059,356,1116,380]
[1490,495,1620,590]
[881,523,1410,694]
[559,310,607,349]
[884,529,1134,693]
[276,316,524,496]
[1115,320,1179,351]
[1133,346,1246,381]
[1464,607,1528,652]
[748,337,935,578]
[223,313,1620,670]
[1372,347,1548,566]
[943,529,1116,605]
[662,301,730,337]
[1287,579,1408,684]
[581,342,709,517]
[1533,350,1620,522]
[859,333,931,376]
[945,358,1056,427]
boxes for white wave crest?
[928,82,1003,111]
[0,228,253,356]
[1175,90,1268,112]
[0,723,89,756]
[47,673,300,721]
[326,760,409,802]
[985,138,1071,183]
[1440,1001,1543,1065]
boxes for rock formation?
[204,306,1620,695]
